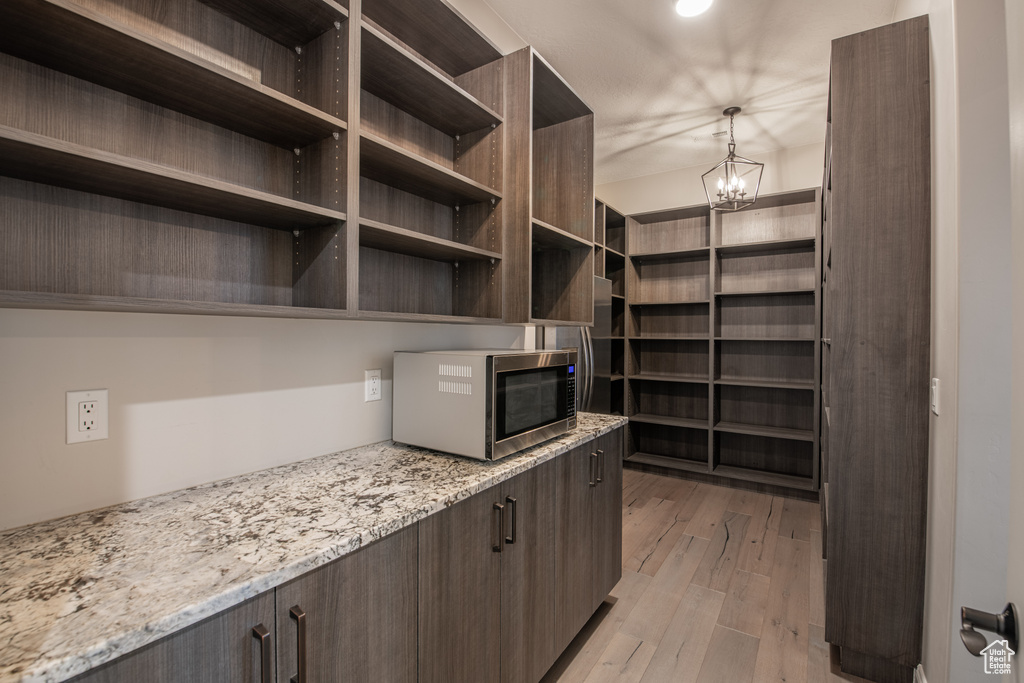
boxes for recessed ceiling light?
[675,0,713,17]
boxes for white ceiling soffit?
[481,0,898,185]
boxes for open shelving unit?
[504,48,595,325]
[622,190,821,497]
[0,0,352,316]
[356,3,505,322]
[594,198,627,415]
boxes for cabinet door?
[500,459,556,683]
[553,443,596,653]
[275,524,417,683]
[592,428,623,610]
[70,593,276,683]
[419,482,502,683]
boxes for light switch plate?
[67,389,109,444]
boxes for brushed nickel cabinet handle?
[493,502,505,552]
[589,452,597,487]
[596,449,605,483]
[505,496,517,544]
[251,624,271,683]
[289,606,306,683]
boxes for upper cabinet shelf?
[0,126,347,231]
[197,0,348,46]
[0,0,347,149]
[361,0,502,77]
[715,237,816,255]
[361,24,502,136]
[532,52,592,129]
[360,132,502,206]
[359,219,501,263]
[532,219,592,250]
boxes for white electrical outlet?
[67,389,109,444]
[365,369,382,402]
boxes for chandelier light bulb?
[675,0,713,18]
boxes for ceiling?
[481,0,899,185]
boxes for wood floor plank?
[752,536,811,683]
[695,625,760,683]
[778,498,819,541]
[623,502,692,577]
[582,631,656,683]
[638,584,726,683]
[542,570,652,682]
[807,624,831,683]
[646,474,698,503]
[727,488,770,516]
[737,494,783,576]
[683,483,733,540]
[691,510,751,592]
[717,569,771,637]
[622,497,673,558]
[809,529,825,628]
[620,533,710,642]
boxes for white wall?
[1007,0,1024,679]
[0,310,523,531]
[594,141,824,214]
[889,2,959,682]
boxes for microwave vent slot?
[439,380,473,395]
[438,364,472,378]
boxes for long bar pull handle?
[493,502,505,552]
[596,449,605,483]
[289,606,306,683]
[589,452,597,487]
[252,624,271,683]
[505,496,517,544]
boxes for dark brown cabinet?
[275,524,418,683]
[822,16,931,683]
[554,429,623,653]
[69,593,276,683]
[418,460,556,683]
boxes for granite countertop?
[0,413,627,683]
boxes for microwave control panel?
[567,364,576,418]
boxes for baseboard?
[915,664,928,683]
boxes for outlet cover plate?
[365,369,382,402]
[67,389,109,444]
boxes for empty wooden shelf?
[197,0,348,46]
[359,219,501,262]
[0,0,348,149]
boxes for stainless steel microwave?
[393,349,577,460]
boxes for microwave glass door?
[495,366,568,442]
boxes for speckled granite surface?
[0,413,626,682]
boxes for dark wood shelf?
[630,246,711,262]
[197,0,347,46]
[715,288,817,298]
[711,465,817,491]
[356,310,503,325]
[714,378,815,391]
[360,132,502,206]
[0,290,350,319]
[361,0,502,78]
[713,421,814,442]
[634,334,709,341]
[532,51,592,129]
[604,246,626,259]
[361,24,502,137]
[625,452,708,475]
[630,300,710,307]
[0,0,347,149]
[532,219,592,250]
[631,372,709,384]
[0,126,347,231]
[715,237,816,255]
[611,294,626,301]
[529,316,594,327]
[715,337,816,343]
[630,414,709,430]
[359,219,501,263]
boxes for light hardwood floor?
[542,470,873,683]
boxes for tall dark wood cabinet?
[822,16,931,683]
